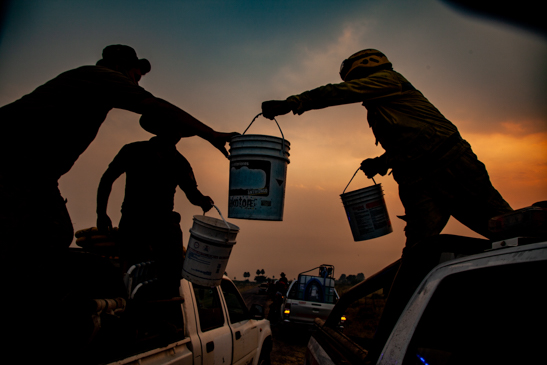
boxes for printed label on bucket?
[349,199,391,235]
[182,236,233,285]
[229,160,271,197]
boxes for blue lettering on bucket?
[229,196,258,209]
[193,268,212,276]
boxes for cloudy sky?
[1,0,545,280]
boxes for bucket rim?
[340,183,383,198]
[230,134,291,144]
[193,215,240,232]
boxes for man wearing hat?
[262,48,512,246]
[261,49,513,362]
[0,44,237,256]
[0,44,238,361]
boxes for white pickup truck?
[50,248,272,365]
[305,203,547,365]
[279,265,340,327]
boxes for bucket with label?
[340,168,392,241]
[228,113,290,221]
[182,206,240,286]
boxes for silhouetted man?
[262,49,513,361]
[0,44,237,258]
[0,45,237,360]
[262,49,512,246]
[97,134,213,297]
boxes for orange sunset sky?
[1,0,545,280]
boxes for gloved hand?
[209,131,240,158]
[360,157,388,179]
[262,100,291,120]
[200,196,214,213]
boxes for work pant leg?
[152,212,184,296]
[119,212,184,298]
[439,150,513,240]
[398,179,451,247]
[369,239,442,361]
[371,178,452,361]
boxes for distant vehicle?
[258,283,269,294]
[280,265,341,328]
[305,203,547,364]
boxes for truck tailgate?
[288,300,334,323]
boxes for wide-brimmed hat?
[100,44,151,75]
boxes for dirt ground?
[237,282,308,365]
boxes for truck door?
[192,283,233,365]
[220,278,259,365]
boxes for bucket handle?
[205,205,232,230]
[342,167,376,194]
[243,113,286,156]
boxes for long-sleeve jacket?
[286,70,469,184]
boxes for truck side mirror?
[250,304,265,319]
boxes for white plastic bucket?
[340,169,392,241]
[182,207,240,286]
[228,114,290,221]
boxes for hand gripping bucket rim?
[228,113,290,221]
[182,206,240,286]
[340,167,392,241]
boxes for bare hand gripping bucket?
[182,206,240,286]
[340,168,392,241]
[228,114,290,221]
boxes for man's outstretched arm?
[138,97,239,158]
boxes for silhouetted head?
[339,49,393,81]
[96,44,151,83]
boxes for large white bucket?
[340,170,392,241]
[228,114,290,221]
[182,208,240,286]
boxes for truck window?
[193,283,225,332]
[305,281,323,302]
[287,282,298,299]
[221,279,250,324]
[402,261,547,365]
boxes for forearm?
[96,180,112,216]
[97,169,121,215]
[186,189,206,206]
[139,97,215,139]
[287,76,400,115]
[287,83,364,115]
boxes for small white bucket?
[340,169,392,241]
[182,206,240,286]
[228,114,290,221]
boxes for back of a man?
[97,136,213,297]
[1,44,236,258]
[0,65,153,181]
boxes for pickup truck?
[49,245,272,365]
[279,265,340,328]
[305,203,547,365]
